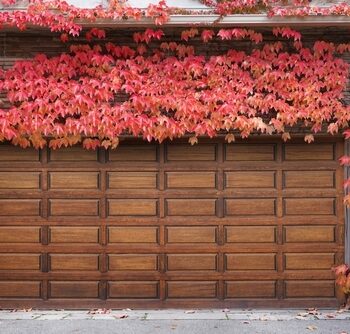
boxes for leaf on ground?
[114,314,128,319]
[306,308,318,315]
[88,308,111,314]
[185,310,195,314]
[297,312,309,317]
[222,308,230,312]
[306,325,318,331]
[243,321,250,324]
[259,316,268,321]
[325,313,336,318]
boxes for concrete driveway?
[0,309,349,334]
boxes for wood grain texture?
[0,138,344,308]
[225,281,276,298]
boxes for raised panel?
[284,226,335,243]
[0,281,41,298]
[285,281,335,298]
[226,226,276,243]
[0,172,40,189]
[285,253,334,270]
[167,254,217,271]
[166,226,217,243]
[0,200,41,216]
[49,147,97,161]
[49,172,99,189]
[108,199,157,216]
[109,145,157,161]
[108,255,158,271]
[284,198,335,215]
[0,254,40,270]
[49,199,99,216]
[225,171,275,188]
[226,254,276,271]
[284,144,334,161]
[0,146,39,161]
[225,199,275,216]
[166,172,216,188]
[225,144,275,161]
[108,281,158,298]
[49,227,99,243]
[167,281,217,298]
[50,281,99,298]
[49,254,99,271]
[166,144,216,161]
[225,281,276,298]
[166,199,216,216]
[108,172,157,189]
[283,171,335,188]
[108,227,158,243]
[0,227,40,243]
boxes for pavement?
[0,309,349,334]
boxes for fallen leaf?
[307,308,318,315]
[306,325,318,331]
[222,308,230,312]
[124,308,132,311]
[114,314,128,319]
[325,313,336,318]
[243,321,250,324]
[298,312,309,317]
[259,317,268,321]
[185,310,195,314]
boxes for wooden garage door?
[0,138,344,308]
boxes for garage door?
[0,138,344,308]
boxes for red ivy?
[0,29,349,150]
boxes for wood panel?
[108,227,158,244]
[49,227,99,243]
[167,281,217,298]
[0,146,39,161]
[0,172,40,189]
[226,254,276,271]
[108,172,157,189]
[285,281,335,298]
[109,145,157,161]
[0,254,40,270]
[284,226,335,243]
[225,144,275,161]
[0,227,40,243]
[49,281,99,298]
[226,226,276,243]
[167,254,217,271]
[0,281,41,298]
[50,147,97,161]
[108,255,158,271]
[225,171,275,188]
[283,171,335,188]
[284,198,335,215]
[166,144,216,161]
[166,226,217,243]
[166,199,216,216]
[284,144,334,160]
[0,200,41,216]
[225,281,276,298]
[108,199,157,216]
[49,255,99,271]
[49,199,99,216]
[108,281,159,298]
[49,172,99,189]
[225,199,276,216]
[285,253,335,270]
[166,172,216,188]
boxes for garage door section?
[0,139,344,308]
